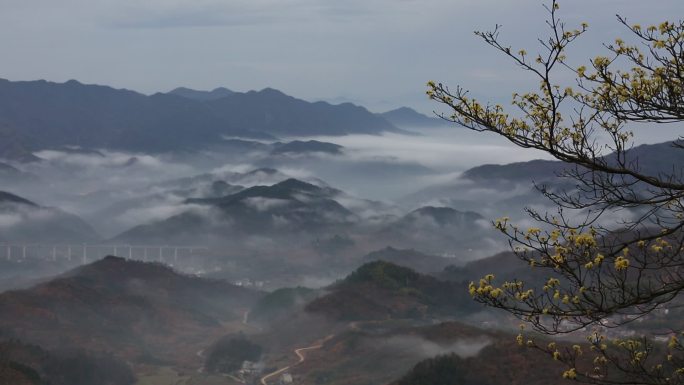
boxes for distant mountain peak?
[271,140,344,155]
[385,106,420,114]
[305,260,472,321]
[67,255,180,282]
[362,247,453,274]
[258,87,286,96]
[344,260,421,286]
[379,107,447,129]
[273,178,321,192]
[168,86,234,101]
[244,167,279,176]
[0,190,37,207]
[461,159,563,182]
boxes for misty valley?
[4,0,684,382]
[0,76,683,385]
[0,76,684,385]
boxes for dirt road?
[259,335,334,385]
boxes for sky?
[0,0,682,114]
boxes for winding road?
[259,335,334,385]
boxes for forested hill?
[305,261,479,321]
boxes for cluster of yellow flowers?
[615,339,641,350]
[584,19,684,116]
[573,232,597,247]
[593,355,608,365]
[470,274,536,303]
[515,289,534,301]
[650,237,671,254]
[525,227,542,240]
[562,368,577,379]
[543,278,561,292]
[669,335,679,349]
[584,253,604,269]
[614,256,630,271]
[469,274,497,297]
[426,69,610,151]
[494,216,510,231]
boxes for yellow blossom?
[594,254,605,264]
[669,335,678,349]
[614,256,630,271]
[574,233,597,247]
[562,368,577,379]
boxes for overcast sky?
[0,0,682,114]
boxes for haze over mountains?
[1,77,683,385]
[0,191,99,243]
[0,79,406,162]
[379,106,448,128]
[0,252,586,385]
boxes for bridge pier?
[0,243,207,264]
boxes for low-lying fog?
[9,126,550,236]
[1,125,562,289]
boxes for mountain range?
[0,256,261,364]
[0,79,402,161]
[404,140,684,222]
[0,248,599,385]
[112,178,357,243]
[110,176,493,259]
